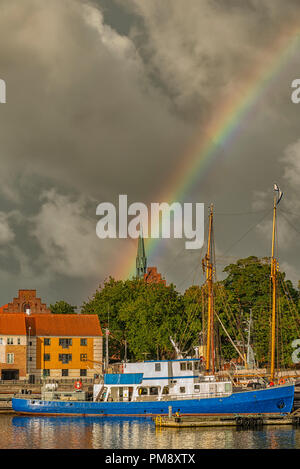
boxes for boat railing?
[132,391,232,402]
[160,391,232,401]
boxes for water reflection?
[0,415,295,449]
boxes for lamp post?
[28,326,31,379]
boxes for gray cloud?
[0,0,300,307]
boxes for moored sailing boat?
[12,196,295,417]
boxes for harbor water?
[0,414,299,449]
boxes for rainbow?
[112,27,300,281]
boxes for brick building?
[144,267,166,285]
[0,314,27,380]
[0,289,50,314]
[0,290,103,381]
[0,313,103,381]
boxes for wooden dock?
[154,410,300,428]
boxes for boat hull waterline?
[12,384,294,417]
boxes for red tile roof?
[0,313,102,337]
[30,314,102,337]
[0,314,27,335]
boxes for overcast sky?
[0,0,300,309]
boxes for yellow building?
[26,314,103,381]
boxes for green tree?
[50,300,77,314]
[220,256,300,367]
[81,277,201,361]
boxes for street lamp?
[28,326,31,379]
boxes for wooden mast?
[205,204,214,373]
[270,189,278,382]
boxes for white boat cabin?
[93,359,232,402]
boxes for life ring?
[269,381,274,387]
[278,378,286,385]
[74,380,82,390]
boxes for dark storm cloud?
[0,0,300,307]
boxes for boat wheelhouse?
[93,359,232,403]
[94,358,232,402]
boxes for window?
[80,354,87,362]
[150,387,158,395]
[43,369,50,377]
[17,338,21,345]
[59,338,72,348]
[44,354,50,361]
[162,386,169,395]
[7,338,13,345]
[194,361,199,370]
[80,338,87,346]
[225,383,231,393]
[59,354,72,364]
[62,369,69,377]
[44,338,51,346]
[194,385,200,392]
[7,353,14,364]
[0,338,3,345]
[180,387,186,393]
[187,362,192,371]
[80,369,87,377]
[180,362,186,371]
[155,363,161,372]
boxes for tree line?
[51,256,300,369]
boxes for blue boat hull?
[12,384,295,417]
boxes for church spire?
[136,229,147,279]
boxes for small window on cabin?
[180,362,186,371]
[180,387,186,393]
[155,363,161,372]
[187,362,192,371]
[140,388,148,395]
[194,361,199,370]
[194,385,200,392]
[150,387,158,395]
[162,386,169,395]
